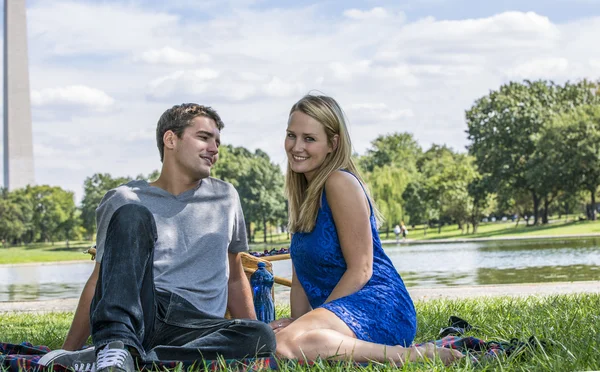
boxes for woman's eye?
[287,133,295,138]
[305,137,315,142]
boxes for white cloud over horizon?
[2,1,600,203]
[31,85,115,111]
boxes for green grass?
[384,218,600,241]
[0,241,94,265]
[2,294,599,371]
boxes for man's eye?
[287,133,295,138]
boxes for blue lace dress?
[290,178,417,346]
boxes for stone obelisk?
[3,0,35,190]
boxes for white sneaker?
[95,341,134,372]
[38,347,96,371]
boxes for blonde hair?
[285,94,380,233]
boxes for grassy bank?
[377,218,600,241]
[0,241,93,265]
[1,294,599,371]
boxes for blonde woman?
[272,94,462,366]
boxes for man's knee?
[241,320,276,356]
[111,204,153,224]
[108,204,157,238]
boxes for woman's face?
[285,111,332,182]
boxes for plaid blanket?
[0,335,535,371]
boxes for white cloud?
[505,58,570,79]
[147,70,303,101]
[263,77,305,98]
[31,85,115,111]
[28,1,181,55]
[147,69,220,99]
[347,103,414,122]
[343,7,391,20]
[135,47,210,65]
[329,60,372,81]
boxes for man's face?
[171,116,220,180]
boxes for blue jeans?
[90,204,276,362]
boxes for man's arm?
[226,252,256,319]
[62,263,100,350]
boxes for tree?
[80,173,132,237]
[0,189,28,245]
[419,146,479,233]
[212,145,286,242]
[359,133,422,174]
[20,185,78,244]
[366,165,410,237]
[466,80,600,225]
[467,176,496,234]
[536,104,600,220]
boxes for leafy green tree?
[419,146,479,233]
[466,80,600,225]
[213,145,286,242]
[366,165,410,237]
[80,173,132,237]
[21,185,78,244]
[0,189,29,245]
[536,104,600,220]
[359,133,422,174]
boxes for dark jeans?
[90,204,276,362]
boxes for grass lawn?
[1,294,599,371]
[382,218,600,241]
[0,241,93,265]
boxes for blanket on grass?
[0,335,535,371]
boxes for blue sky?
[2,0,600,202]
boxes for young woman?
[271,94,462,366]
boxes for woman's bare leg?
[275,308,462,365]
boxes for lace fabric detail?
[291,182,417,346]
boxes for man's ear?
[163,130,176,150]
[330,134,339,152]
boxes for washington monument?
[3,0,35,190]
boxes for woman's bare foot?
[392,343,464,366]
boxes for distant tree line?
[1,79,600,245]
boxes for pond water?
[1,237,599,301]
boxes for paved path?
[2,281,599,313]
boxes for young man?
[61,104,275,372]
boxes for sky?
[1,0,600,203]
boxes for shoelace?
[96,348,129,370]
[73,361,96,372]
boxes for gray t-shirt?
[94,178,248,318]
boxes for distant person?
[393,224,402,243]
[62,104,275,371]
[271,94,462,366]
[400,221,408,241]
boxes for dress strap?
[337,169,374,217]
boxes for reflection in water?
[476,264,600,285]
[2,238,600,300]
[0,283,86,302]
[0,262,93,302]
